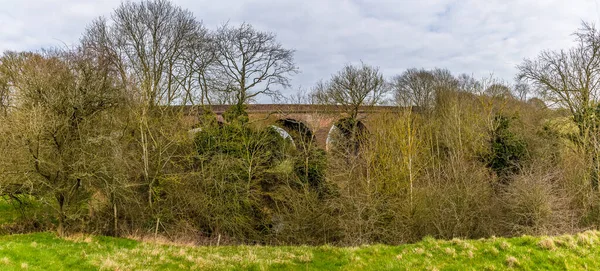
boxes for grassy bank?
[0,231,599,270]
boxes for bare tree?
[284,86,314,104]
[430,68,459,90]
[312,62,388,120]
[82,0,207,107]
[177,32,235,106]
[392,68,458,111]
[513,81,530,101]
[312,62,387,155]
[518,22,600,120]
[518,21,600,190]
[214,22,298,108]
[457,73,482,93]
[392,68,436,109]
[485,83,513,99]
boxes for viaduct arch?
[185,104,401,150]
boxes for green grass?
[1,231,600,270]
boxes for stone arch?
[271,118,315,147]
[326,118,368,152]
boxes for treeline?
[1,0,600,245]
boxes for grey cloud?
[0,0,598,101]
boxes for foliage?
[485,115,528,181]
[168,120,329,242]
[222,103,249,123]
[0,50,125,236]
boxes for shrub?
[499,171,575,236]
[484,115,528,182]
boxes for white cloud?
[0,0,598,101]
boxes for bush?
[499,171,576,236]
[411,158,496,241]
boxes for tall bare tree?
[518,21,600,190]
[82,0,207,107]
[175,30,233,106]
[518,22,600,118]
[214,23,298,108]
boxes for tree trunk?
[113,201,118,236]
[57,194,65,237]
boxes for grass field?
[0,231,599,270]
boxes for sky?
[1,0,599,102]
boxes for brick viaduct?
[188,104,401,150]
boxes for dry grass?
[505,256,519,268]
[63,233,93,243]
[538,237,556,250]
[125,234,198,247]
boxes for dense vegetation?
[2,0,600,249]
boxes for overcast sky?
[1,0,599,101]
